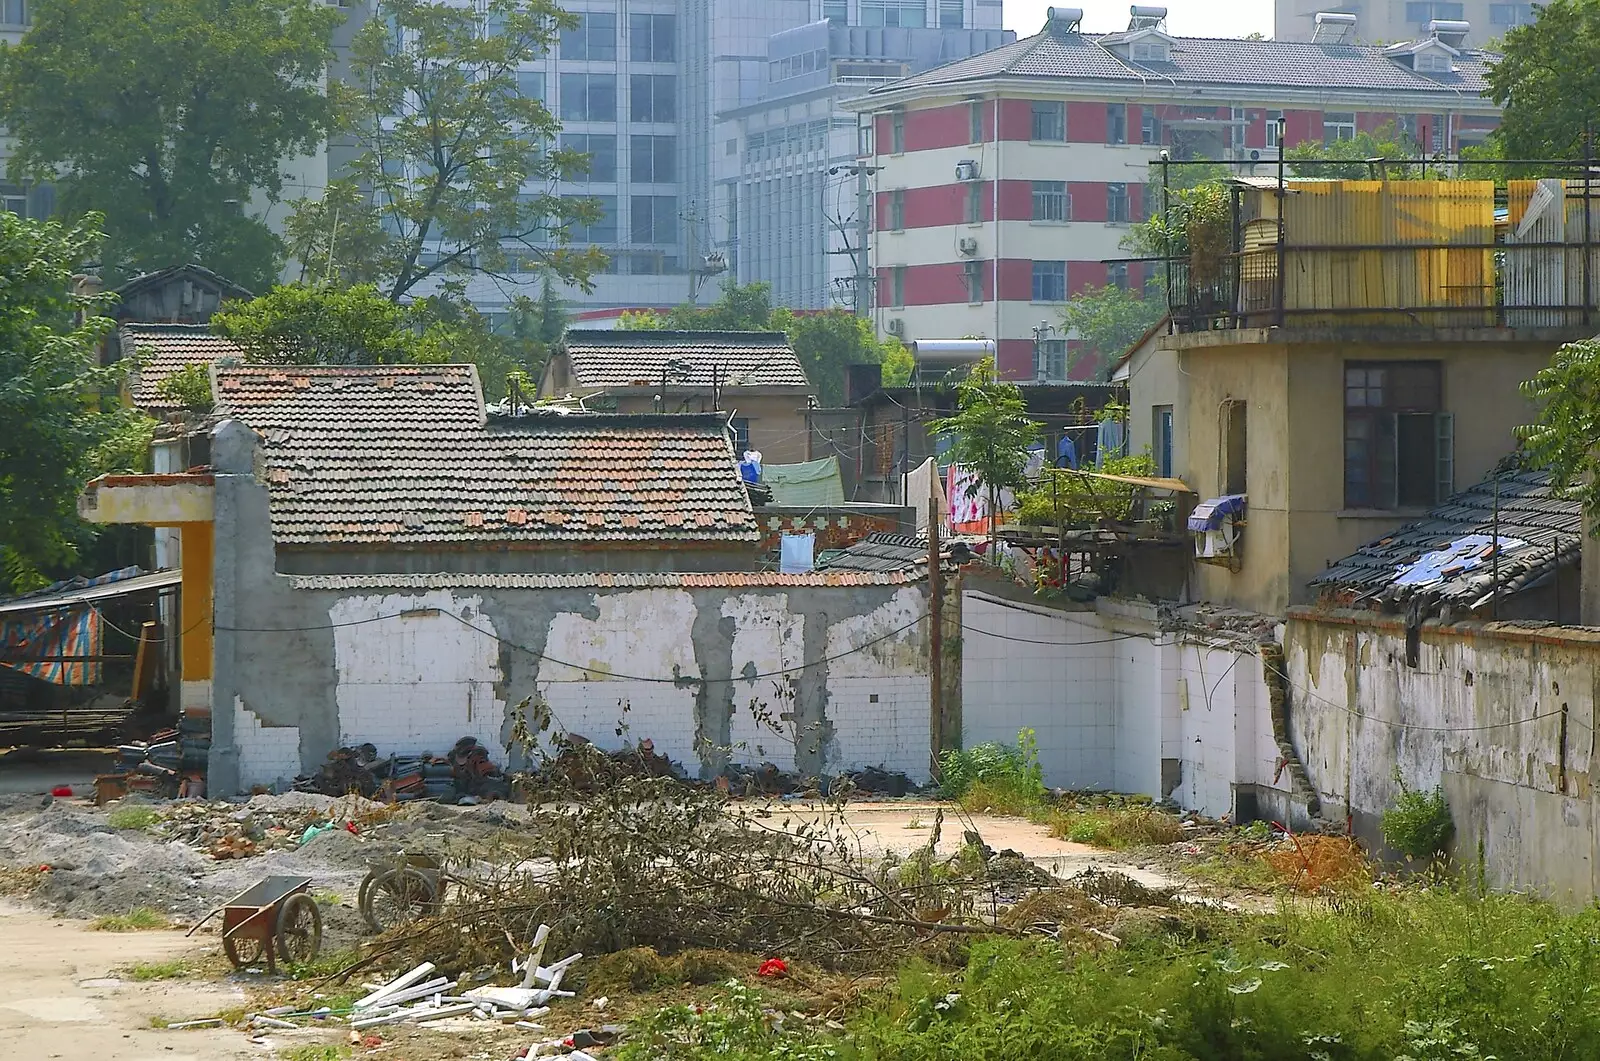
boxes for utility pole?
[854,162,872,318]
[927,471,944,778]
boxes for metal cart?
[214,874,322,973]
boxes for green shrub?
[616,980,836,1061]
[155,363,214,412]
[1047,799,1183,850]
[1016,452,1156,527]
[106,805,159,830]
[91,907,170,932]
[1383,785,1454,862]
[938,729,1045,814]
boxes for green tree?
[621,281,775,331]
[928,357,1041,544]
[1060,281,1165,380]
[212,284,416,365]
[1286,122,1433,180]
[1484,0,1600,162]
[320,0,603,303]
[212,282,546,403]
[283,180,392,288]
[0,0,341,291]
[0,212,151,593]
[1519,337,1600,528]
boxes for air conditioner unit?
[885,317,906,336]
[955,159,981,182]
[958,237,979,256]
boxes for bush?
[938,730,1044,814]
[1383,785,1453,862]
[616,980,837,1061]
[1047,798,1182,850]
[154,363,214,412]
[91,907,170,932]
[1016,452,1157,527]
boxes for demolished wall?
[1284,608,1600,900]
[206,420,936,794]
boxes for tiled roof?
[1311,463,1581,613]
[818,533,929,573]
[560,330,811,389]
[122,324,245,413]
[211,364,758,547]
[874,30,1497,98]
[113,263,252,301]
[288,570,922,590]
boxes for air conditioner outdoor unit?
[958,237,979,256]
[955,159,981,181]
[886,317,906,336]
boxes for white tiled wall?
[234,696,301,791]
[825,674,930,779]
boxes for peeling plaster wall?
[959,588,1287,819]
[207,432,933,794]
[1284,611,1600,901]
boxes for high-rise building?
[1276,1,1537,44]
[713,18,1012,310]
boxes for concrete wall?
[207,420,935,794]
[1124,341,1185,476]
[1284,609,1600,901]
[958,583,1291,820]
[1168,330,1570,615]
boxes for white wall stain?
[329,591,507,762]
[722,593,804,771]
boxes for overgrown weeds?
[123,958,194,981]
[1046,795,1182,849]
[106,805,160,830]
[938,730,1046,815]
[90,907,171,931]
[1383,783,1453,863]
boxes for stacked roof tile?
[1311,464,1581,614]
[559,330,811,389]
[211,364,758,548]
[873,29,1496,97]
[122,324,246,413]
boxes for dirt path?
[0,901,258,1061]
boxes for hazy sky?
[1004,0,1276,39]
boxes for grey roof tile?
[877,30,1497,97]
[1311,463,1581,611]
[121,324,246,413]
[560,330,811,389]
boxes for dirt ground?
[0,899,257,1061]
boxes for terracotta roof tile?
[121,324,246,413]
[211,364,758,548]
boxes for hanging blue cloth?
[1095,419,1126,467]
[1056,435,1078,469]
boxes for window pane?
[1032,260,1066,301]
[631,74,676,123]
[630,134,676,183]
[1107,182,1129,222]
[630,195,678,244]
[516,70,544,101]
[563,134,617,182]
[560,74,616,122]
[561,12,616,61]
[1031,101,1064,142]
[629,13,675,62]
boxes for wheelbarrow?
[359,854,445,933]
[196,875,322,973]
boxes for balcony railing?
[1163,169,1600,333]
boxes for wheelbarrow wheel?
[363,868,436,933]
[275,893,323,965]
[222,930,268,970]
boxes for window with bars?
[562,134,617,182]
[1107,182,1129,223]
[963,260,983,302]
[1108,262,1129,290]
[630,135,676,183]
[1031,180,1068,221]
[939,0,964,28]
[862,0,927,27]
[890,111,905,153]
[630,75,676,123]
[561,12,616,61]
[559,74,616,121]
[1039,340,1068,381]
[888,189,905,230]
[628,13,675,61]
[890,266,906,307]
[1344,362,1452,509]
[969,100,984,143]
[823,0,848,23]
[1141,108,1162,145]
[1031,101,1065,142]
[1323,112,1356,145]
[965,183,982,224]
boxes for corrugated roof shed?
[1311,464,1581,613]
[122,324,245,413]
[817,533,929,574]
[211,364,758,548]
[873,29,1496,97]
[560,330,811,389]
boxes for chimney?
[1428,19,1470,49]
[1128,5,1168,32]
[1311,11,1358,45]
[1043,6,1083,37]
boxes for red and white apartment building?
[843,7,1504,381]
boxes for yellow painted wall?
[178,521,213,682]
[1179,342,1292,614]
